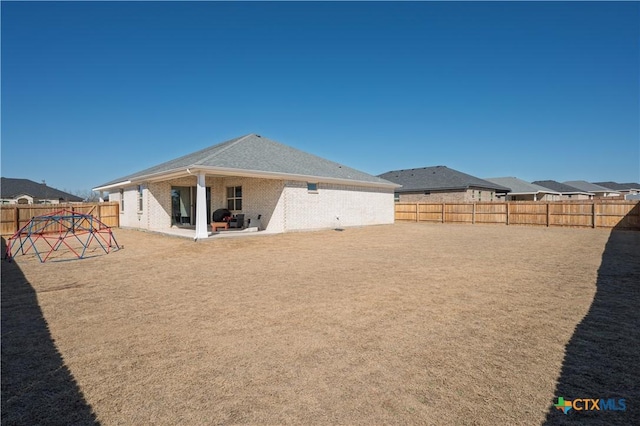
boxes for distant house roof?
[593,181,640,191]
[563,180,620,194]
[94,134,397,190]
[0,177,83,202]
[378,166,510,193]
[532,180,593,195]
[484,177,561,195]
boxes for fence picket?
[395,201,639,230]
[1,202,119,237]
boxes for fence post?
[506,202,510,225]
[472,203,476,224]
[415,203,419,222]
[592,202,596,229]
[14,207,19,233]
[441,203,445,223]
[546,203,550,227]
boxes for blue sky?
[2,1,639,194]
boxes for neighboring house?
[0,177,83,204]
[593,181,640,199]
[378,166,510,203]
[93,134,398,239]
[563,180,621,198]
[484,177,561,201]
[532,180,594,200]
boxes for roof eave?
[467,185,511,192]
[93,180,133,191]
[509,191,562,196]
[94,166,400,191]
[396,186,510,193]
[194,166,400,189]
[508,191,540,196]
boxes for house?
[531,180,594,200]
[563,181,621,198]
[484,177,561,201]
[592,181,640,199]
[0,177,83,204]
[93,134,398,239]
[378,166,510,203]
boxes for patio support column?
[194,172,208,240]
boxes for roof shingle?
[484,177,560,195]
[378,166,510,193]
[96,134,395,188]
[1,178,83,201]
[563,180,619,193]
[593,181,640,191]
[531,180,592,194]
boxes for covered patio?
[154,223,267,240]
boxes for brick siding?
[110,176,393,233]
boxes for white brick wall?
[281,181,394,231]
[148,181,171,229]
[110,176,394,233]
[111,184,149,228]
[210,177,286,232]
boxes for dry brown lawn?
[2,223,639,425]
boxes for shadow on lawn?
[1,238,99,425]
[544,218,640,424]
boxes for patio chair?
[247,214,262,230]
[229,214,244,229]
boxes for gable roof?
[94,134,397,190]
[532,180,593,195]
[378,166,510,193]
[1,177,83,202]
[593,181,640,191]
[484,177,561,195]
[563,180,620,193]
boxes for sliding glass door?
[171,186,191,225]
[171,186,211,226]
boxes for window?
[226,186,242,211]
[307,182,318,192]
[394,193,400,203]
[138,185,144,212]
[119,189,124,212]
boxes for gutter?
[93,180,132,191]
[93,166,400,191]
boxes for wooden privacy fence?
[395,201,640,230]
[0,202,120,237]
